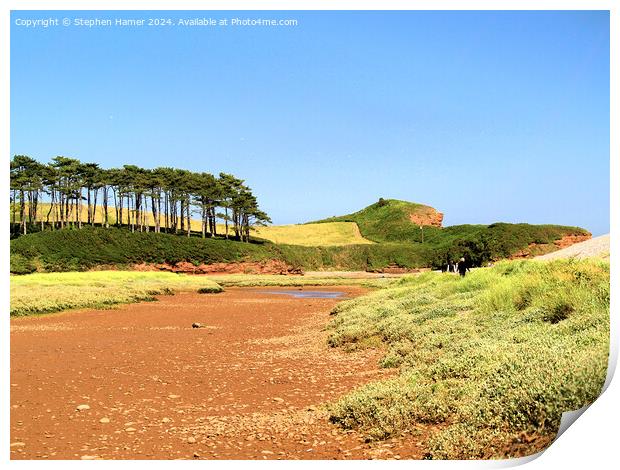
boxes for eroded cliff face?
[553,233,592,249]
[509,233,593,259]
[131,259,302,275]
[409,207,444,227]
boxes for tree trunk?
[87,188,92,224]
[224,206,229,239]
[12,189,16,225]
[157,194,161,233]
[118,193,123,228]
[186,198,191,237]
[78,188,83,229]
[152,194,159,233]
[19,190,26,234]
[92,188,98,226]
[211,207,217,237]
[201,206,206,238]
[130,195,135,233]
[164,192,168,233]
[46,192,55,226]
[103,187,109,228]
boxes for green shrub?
[327,259,609,459]
[197,286,224,294]
[10,254,37,274]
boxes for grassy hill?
[312,198,590,265]
[313,198,443,243]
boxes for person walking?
[457,257,469,277]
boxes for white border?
[2,2,616,469]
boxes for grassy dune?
[10,271,222,316]
[327,259,609,459]
[251,222,373,246]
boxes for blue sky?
[10,10,609,235]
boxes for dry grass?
[251,222,373,246]
[12,204,372,246]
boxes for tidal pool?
[257,290,346,299]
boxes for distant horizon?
[11,10,610,235]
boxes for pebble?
[80,455,99,460]
[168,395,180,399]
[76,404,90,411]
[187,437,196,444]
[99,417,110,424]
[10,442,26,448]
[162,417,172,423]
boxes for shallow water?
[258,290,346,299]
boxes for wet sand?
[10,286,429,460]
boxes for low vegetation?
[314,198,439,242]
[9,226,432,273]
[314,199,589,266]
[11,220,589,275]
[10,270,401,317]
[10,271,223,316]
[327,259,609,459]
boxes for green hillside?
[10,198,591,274]
[9,227,432,274]
[314,198,443,242]
[423,222,590,266]
[312,198,589,265]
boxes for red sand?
[10,287,429,460]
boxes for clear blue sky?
[10,10,610,235]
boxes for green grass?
[10,226,277,273]
[9,226,434,273]
[10,271,223,316]
[311,199,589,266]
[313,198,440,243]
[326,258,609,459]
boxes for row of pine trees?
[10,155,271,241]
